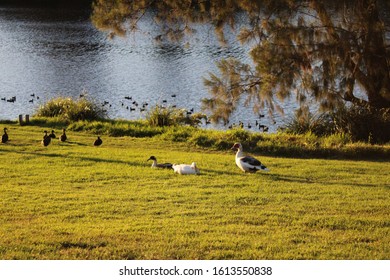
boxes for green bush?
[280,110,334,136]
[35,96,106,122]
[146,105,206,127]
[331,106,390,144]
[281,105,390,144]
[146,106,175,127]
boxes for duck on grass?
[232,142,269,173]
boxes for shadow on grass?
[59,141,89,147]
[256,146,390,162]
[190,168,238,176]
[267,173,385,188]
[7,150,146,168]
[77,156,141,166]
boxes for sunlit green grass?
[0,124,389,259]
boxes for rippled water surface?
[0,4,297,131]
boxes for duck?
[172,162,200,175]
[94,136,103,146]
[147,156,173,169]
[49,130,56,139]
[41,130,51,146]
[59,129,67,142]
[2,128,8,143]
[231,142,269,173]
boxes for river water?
[0,3,298,132]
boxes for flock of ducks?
[2,127,269,174]
[2,91,274,133]
[41,129,70,146]
[2,127,103,147]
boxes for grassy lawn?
[0,123,389,259]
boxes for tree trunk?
[363,0,390,108]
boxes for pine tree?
[92,0,390,124]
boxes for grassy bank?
[0,122,389,259]
[25,117,390,160]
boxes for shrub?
[281,105,390,144]
[331,106,390,144]
[146,105,206,127]
[280,109,334,136]
[146,106,174,127]
[35,96,106,122]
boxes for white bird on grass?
[172,162,200,175]
[231,142,269,173]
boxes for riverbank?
[0,122,389,259]
[3,117,389,160]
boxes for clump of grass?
[35,96,106,122]
[280,109,334,136]
[146,106,174,127]
[146,105,206,127]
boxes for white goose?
[172,162,200,175]
[231,143,269,173]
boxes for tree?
[92,0,390,125]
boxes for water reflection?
[0,4,288,131]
